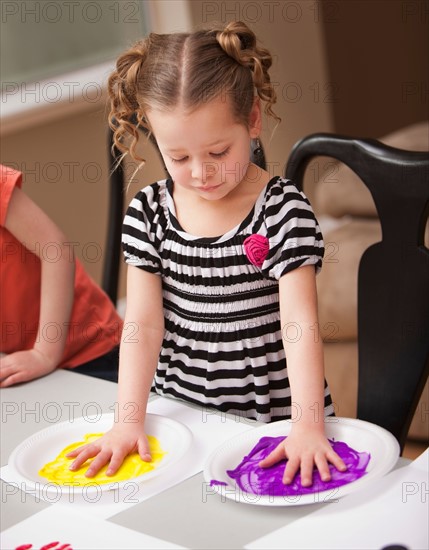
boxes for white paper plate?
[8,413,192,494]
[203,417,400,506]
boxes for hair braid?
[216,21,280,124]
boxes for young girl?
[69,21,346,486]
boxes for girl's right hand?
[66,424,152,478]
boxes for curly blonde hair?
[108,21,280,163]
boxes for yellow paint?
[38,433,166,485]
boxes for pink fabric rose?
[243,234,269,267]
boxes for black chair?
[285,133,429,453]
[102,122,267,305]
[103,119,169,304]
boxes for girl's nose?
[191,161,205,182]
[192,161,217,183]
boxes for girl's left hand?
[258,427,347,487]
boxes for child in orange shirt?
[0,164,123,385]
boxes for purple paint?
[210,479,228,487]
[226,436,370,496]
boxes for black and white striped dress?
[122,176,334,422]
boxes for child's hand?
[0,349,57,387]
[66,425,151,478]
[258,427,347,487]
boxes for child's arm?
[259,265,346,486]
[67,264,164,477]
[0,187,75,387]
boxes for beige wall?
[1,104,110,284]
[2,0,332,301]
[2,0,427,301]
[321,0,429,137]
[190,0,334,175]
[1,101,165,299]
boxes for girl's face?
[146,96,261,201]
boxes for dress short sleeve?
[122,182,164,275]
[0,164,22,226]
[260,178,324,280]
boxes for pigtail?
[107,40,150,163]
[216,21,280,124]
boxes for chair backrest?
[285,133,429,452]
[102,123,267,305]
[102,128,126,305]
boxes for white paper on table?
[147,395,256,457]
[0,505,187,550]
[1,396,255,520]
[245,448,429,550]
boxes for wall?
[321,0,428,137]
[2,0,427,301]
[189,0,335,174]
[1,103,109,284]
[2,0,333,301]
[1,100,164,297]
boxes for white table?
[1,370,424,550]
[1,371,119,531]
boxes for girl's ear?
[248,97,262,138]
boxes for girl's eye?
[169,147,229,163]
[170,156,188,164]
[210,147,230,158]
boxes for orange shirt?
[0,165,123,368]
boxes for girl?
[69,21,346,486]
